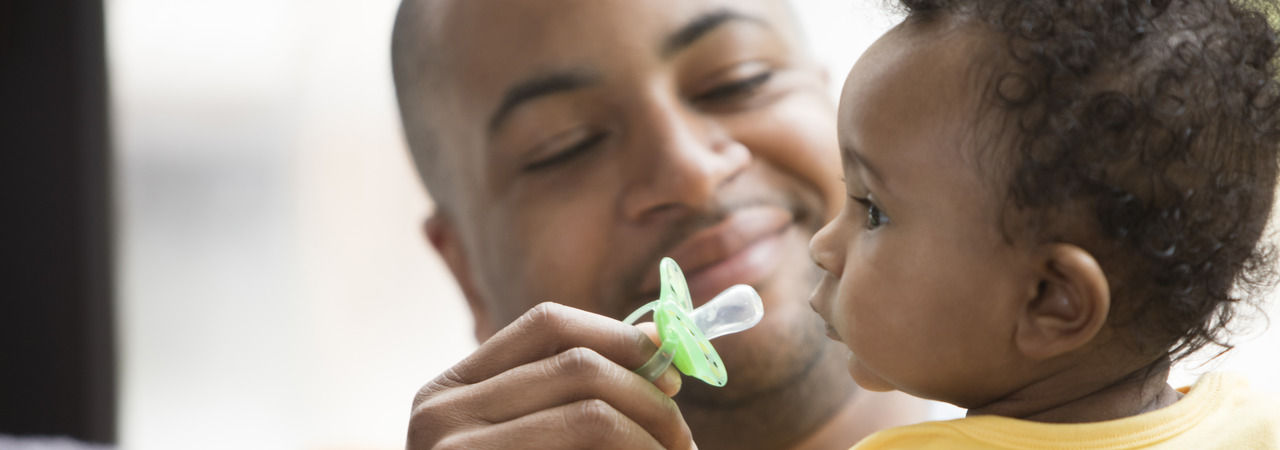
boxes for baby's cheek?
[839,290,910,393]
[830,288,859,340]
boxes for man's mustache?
[611,191,821,317]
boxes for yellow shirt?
[853,373,1280,449]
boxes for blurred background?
[3,0,1278,449]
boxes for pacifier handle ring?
[622,300,659,327]
[634,336,677,382]
[623,300,676,381]
[623,257,757,386]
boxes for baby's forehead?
[839,18,1006,187]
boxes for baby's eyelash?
[849,195,889,229]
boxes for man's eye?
[852,197,889,230]
[692,71,773,103]
[522,132,607,172]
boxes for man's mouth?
[639,206,792,306]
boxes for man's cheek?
[523,211,612,271]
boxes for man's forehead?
[433,0,791,37]
[427,0,795,83]
[393,0,802,178]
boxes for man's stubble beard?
[674,238,831,406]
[673,248,859,449]
[604,179,850,410]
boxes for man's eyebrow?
[662,9,768,59]
[844,144,891,194]
[488,70,599,134]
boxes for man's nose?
[619,99,751,221]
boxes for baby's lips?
[806,280,843,342]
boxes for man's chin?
[671,230,833,403]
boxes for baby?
[807,0,1280,447]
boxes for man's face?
[417,0,845,403]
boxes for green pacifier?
[622,257,764,387]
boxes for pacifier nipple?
[690,285,764,340]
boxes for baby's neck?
[967,359,1184,423]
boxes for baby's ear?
[1014,244,1110,360]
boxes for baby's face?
[808,21,1040,406]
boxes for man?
[391,0,934,448]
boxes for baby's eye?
[852,197,889,230]
[866,203,889,229]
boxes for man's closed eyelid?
[523,132,608,172]
[692,71,775,106]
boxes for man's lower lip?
[683,226,787,305]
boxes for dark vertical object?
[0,0,116,444]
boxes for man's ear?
[1015,244,1111,360]
[808,61,833,93]
[425,212,497,342]
[811,61,831,87]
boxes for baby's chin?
[848,359,898,392]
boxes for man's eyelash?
[694,72,773,102]
[522,132,606,172]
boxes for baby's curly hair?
[897,0,1280,361]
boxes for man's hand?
[407,302,694,449]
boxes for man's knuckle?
[431,433,471,450]
[439,366,468,386]
[517,301,568,333]
[413,367,466,408]
[406,404,449,448]
[412,384,433,408]
[557,347,608,377]
[569,399,622,440]
[410,398,448,426]
[527,301,561,322]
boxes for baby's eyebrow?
[843,144,891,196]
